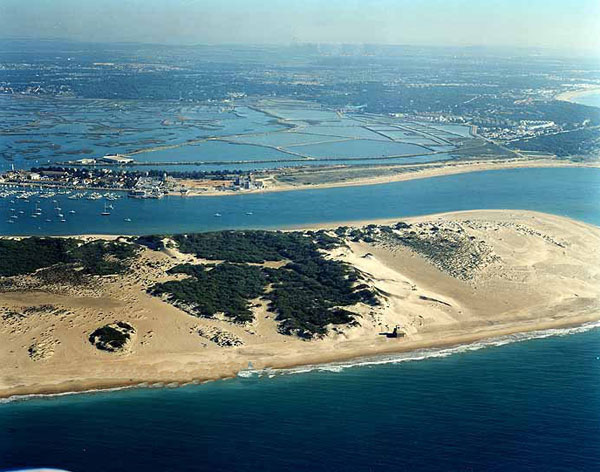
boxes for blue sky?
[1,0,598,53]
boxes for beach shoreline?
[1,209,599,401]
[175,158,600,197]
[2,312,599,402]
[4,159,599,201]
[555,87,600,104]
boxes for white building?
[101,154,134,164]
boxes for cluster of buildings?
[0,167,171,199]
[398,111,470,124]
[0,165,269,198]
[403,110,563,144]
[230,174,264,191]
[73,154,135,165]
[128,176,166,199]
[0,168,136,190]
[482,120,560,142]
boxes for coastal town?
[0,164,267,198]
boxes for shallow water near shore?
[568,90,600,108]
[1,324,599,471]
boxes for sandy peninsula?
[173,158,600,197]
[1,210,599,399]
[555,87,600,104]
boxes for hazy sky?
[1,0,599,53]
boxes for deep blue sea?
[1,165,600,471]
[1,324,599,471]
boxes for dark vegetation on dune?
[152,263,267,323]
[0,238,75,277]
[0,231,378,337]
[89,322,135,352]
[139,230,340,263]
[0,237,138,277]
[262,257,376,337]
[147,230,378,337]
[70,241,138,275]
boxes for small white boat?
[124,218,132,222]
[101,202,111,216]
[69,210,76,214]
[214,213,222,217]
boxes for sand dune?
[1,210,599,399]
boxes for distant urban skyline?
[1,0,599,55]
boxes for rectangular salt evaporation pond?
[226,132,349,147]
[425,145,456,153]
[372,130,445,146]
[426,124,474,138]
[294,125,390,141]
[197,107,288,137]
[131,141,299,163]
[263,108,341,122]
[287,140,432,159]
[118,152,456,173]
[118,162,295,172]
[177,105,241,121]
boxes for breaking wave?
[0,385,137,405]
[238,320,600,378]
[3,321,599,402]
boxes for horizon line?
[0,36,598,58]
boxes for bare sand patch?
[1,210,598,398]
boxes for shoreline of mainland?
[1,209,599,401]
[5,159,599,201]
[555,87,600,105]
[175,158,600,197]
